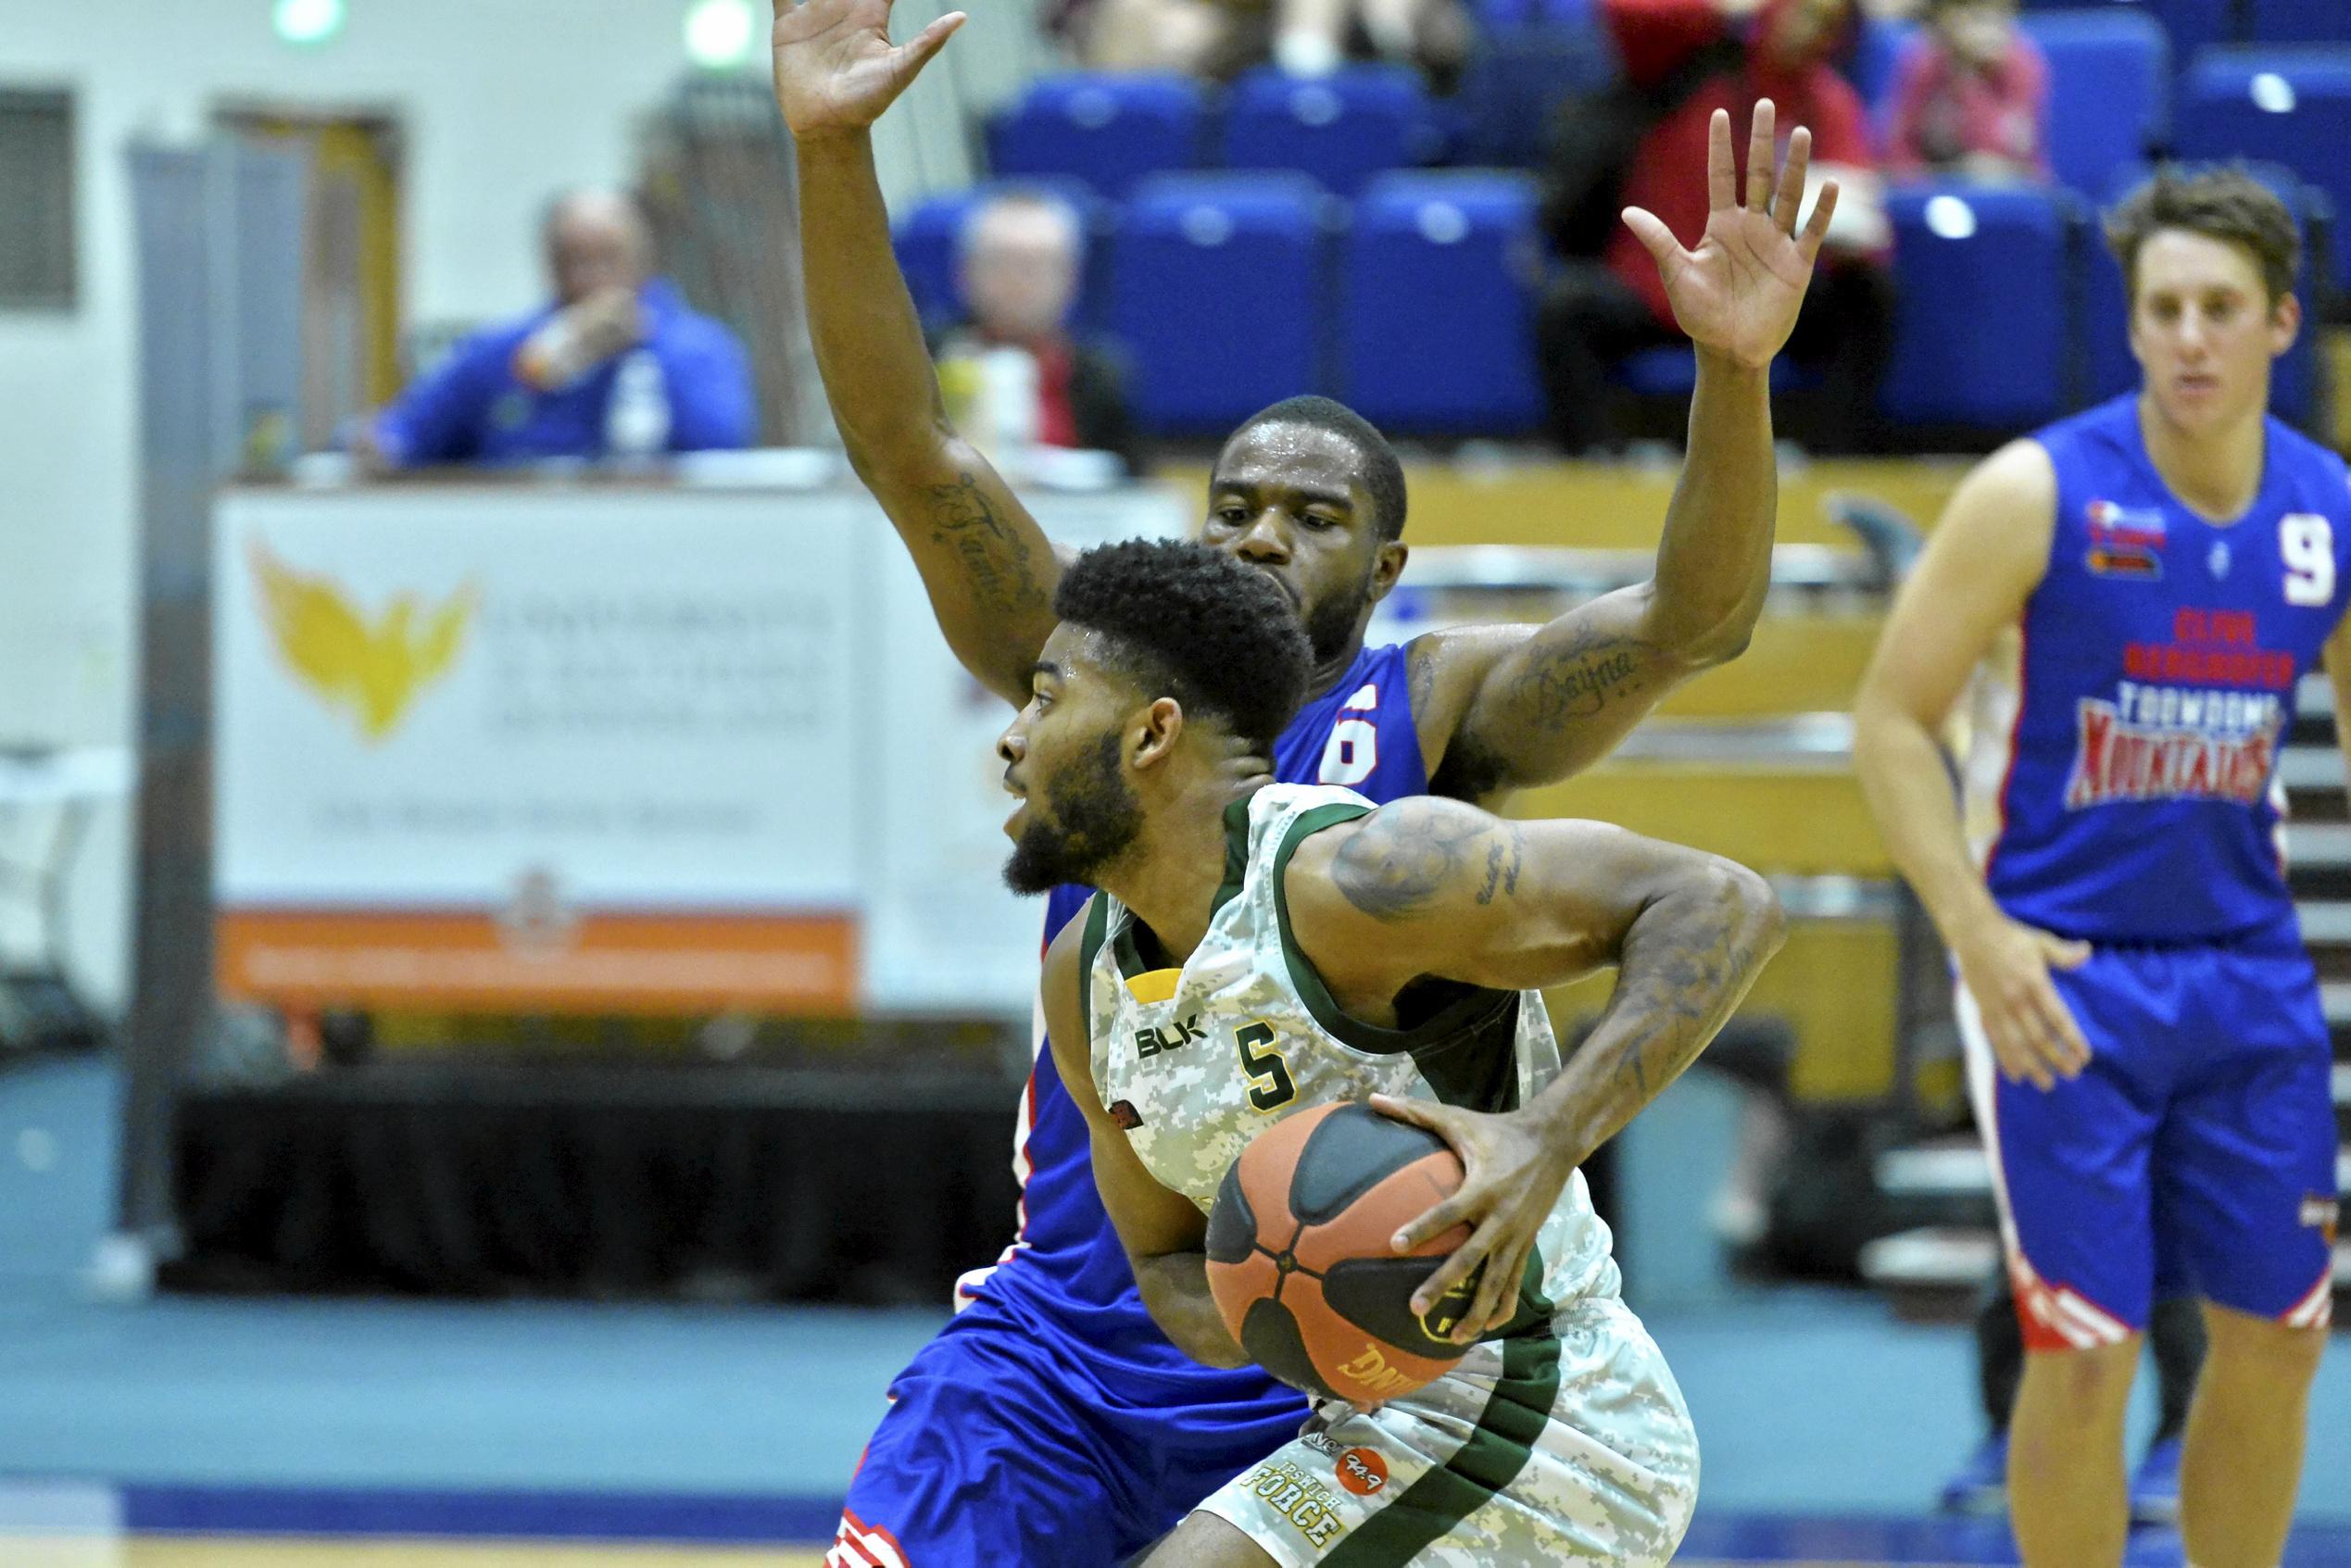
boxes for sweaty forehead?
[1039,623,1135,691]
[1213,422,1368,504]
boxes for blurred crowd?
[350,0,2162,471]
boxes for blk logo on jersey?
[2065,683,2283,809]
[1134,1013,1204,1061]
[2085,498,2167,580]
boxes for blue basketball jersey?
[1969,396,2351,943]
[955,640,1429,1391]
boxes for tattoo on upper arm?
[1506,627,1662,727]
[925,472,1050,617]
[1329,803,1501,921]
[1475,825,1525,906]
[1432,627,1667,801]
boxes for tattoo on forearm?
[1330,803,1496,921]
[925,473,1050,617]
[1599,884,1772,1108]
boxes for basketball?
[1204,1100,1482,1405]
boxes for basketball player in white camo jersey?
[1007,539,1785,1567]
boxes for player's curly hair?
[2106,165,2302,307]
[1226,395,1410,543]
[1055,539,1313,754]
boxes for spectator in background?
[1884,0,2049,183]
[357,188,756,469]
[1535,0,1896,455]
[931,191,1145,474]
[1049,0,1467,86]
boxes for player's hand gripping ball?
[1206,1101,1485,1404]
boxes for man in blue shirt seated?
[358,188,757,468]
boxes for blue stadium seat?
[1848,17,1920,112]
[2082,163,2326,428]
[1471,0,1594,24]
[987,74,1205,198]
[2018,0,2233,64]
[1108,173,1331,435]
[2245,0,2351,45]
[1222,66,1439,195]
[2019,9,2169,198]
[2176,49,2351,295]
[1452,25,1618,169]
[1880,185,2075,429]
[1338,172,1545,433]
[1615,348,1811,397]
[891,179,1113,333]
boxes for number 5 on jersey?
[1234,1021,1297,1112]
[2282,514,2334,607]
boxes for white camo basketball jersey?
[1081,783,1618,1314]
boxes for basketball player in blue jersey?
[773,1,1841,1561]
[1856,168,2341,1568]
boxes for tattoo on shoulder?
[925,472,1050,617]
[1329,802,1500,922]
[1406,640,1437,720]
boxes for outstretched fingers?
[1798,179,1840,265]
[898,8,965,71]
[1707,107,1737,214]
[1744,98,1776,215]
[1772,125,1812,236]
[1621,206,1683,270]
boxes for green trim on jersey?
[1075,894,1112,1050]
[1267,802,1525,1086]
[1105,795,1261,981]
[1216,796,1252,915]
[1323,1330,1567,1566]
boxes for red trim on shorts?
[831,1507,911,1568]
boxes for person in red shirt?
[1884,0,2051,184]
[1536,0,1895,454]
[931,190,1146,474]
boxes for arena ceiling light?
[1924,194,1977,242]
[272,0,345,45]
[685,0,760,69]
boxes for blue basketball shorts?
[829,1287,1307,1567]
[1957,931,2339,1352]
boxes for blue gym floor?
[6,1054,2347,1564]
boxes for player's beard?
[1301,561,1376,667]
[1002,730,1144,896]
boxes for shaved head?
[542,187,654,305]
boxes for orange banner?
[217,909,858,1014]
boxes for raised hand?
[1623,100,1839,370]
[771,0,965,141]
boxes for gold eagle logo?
[247,541,478,741]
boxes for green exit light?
[684,0,759,69]
[274,0,346,45]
